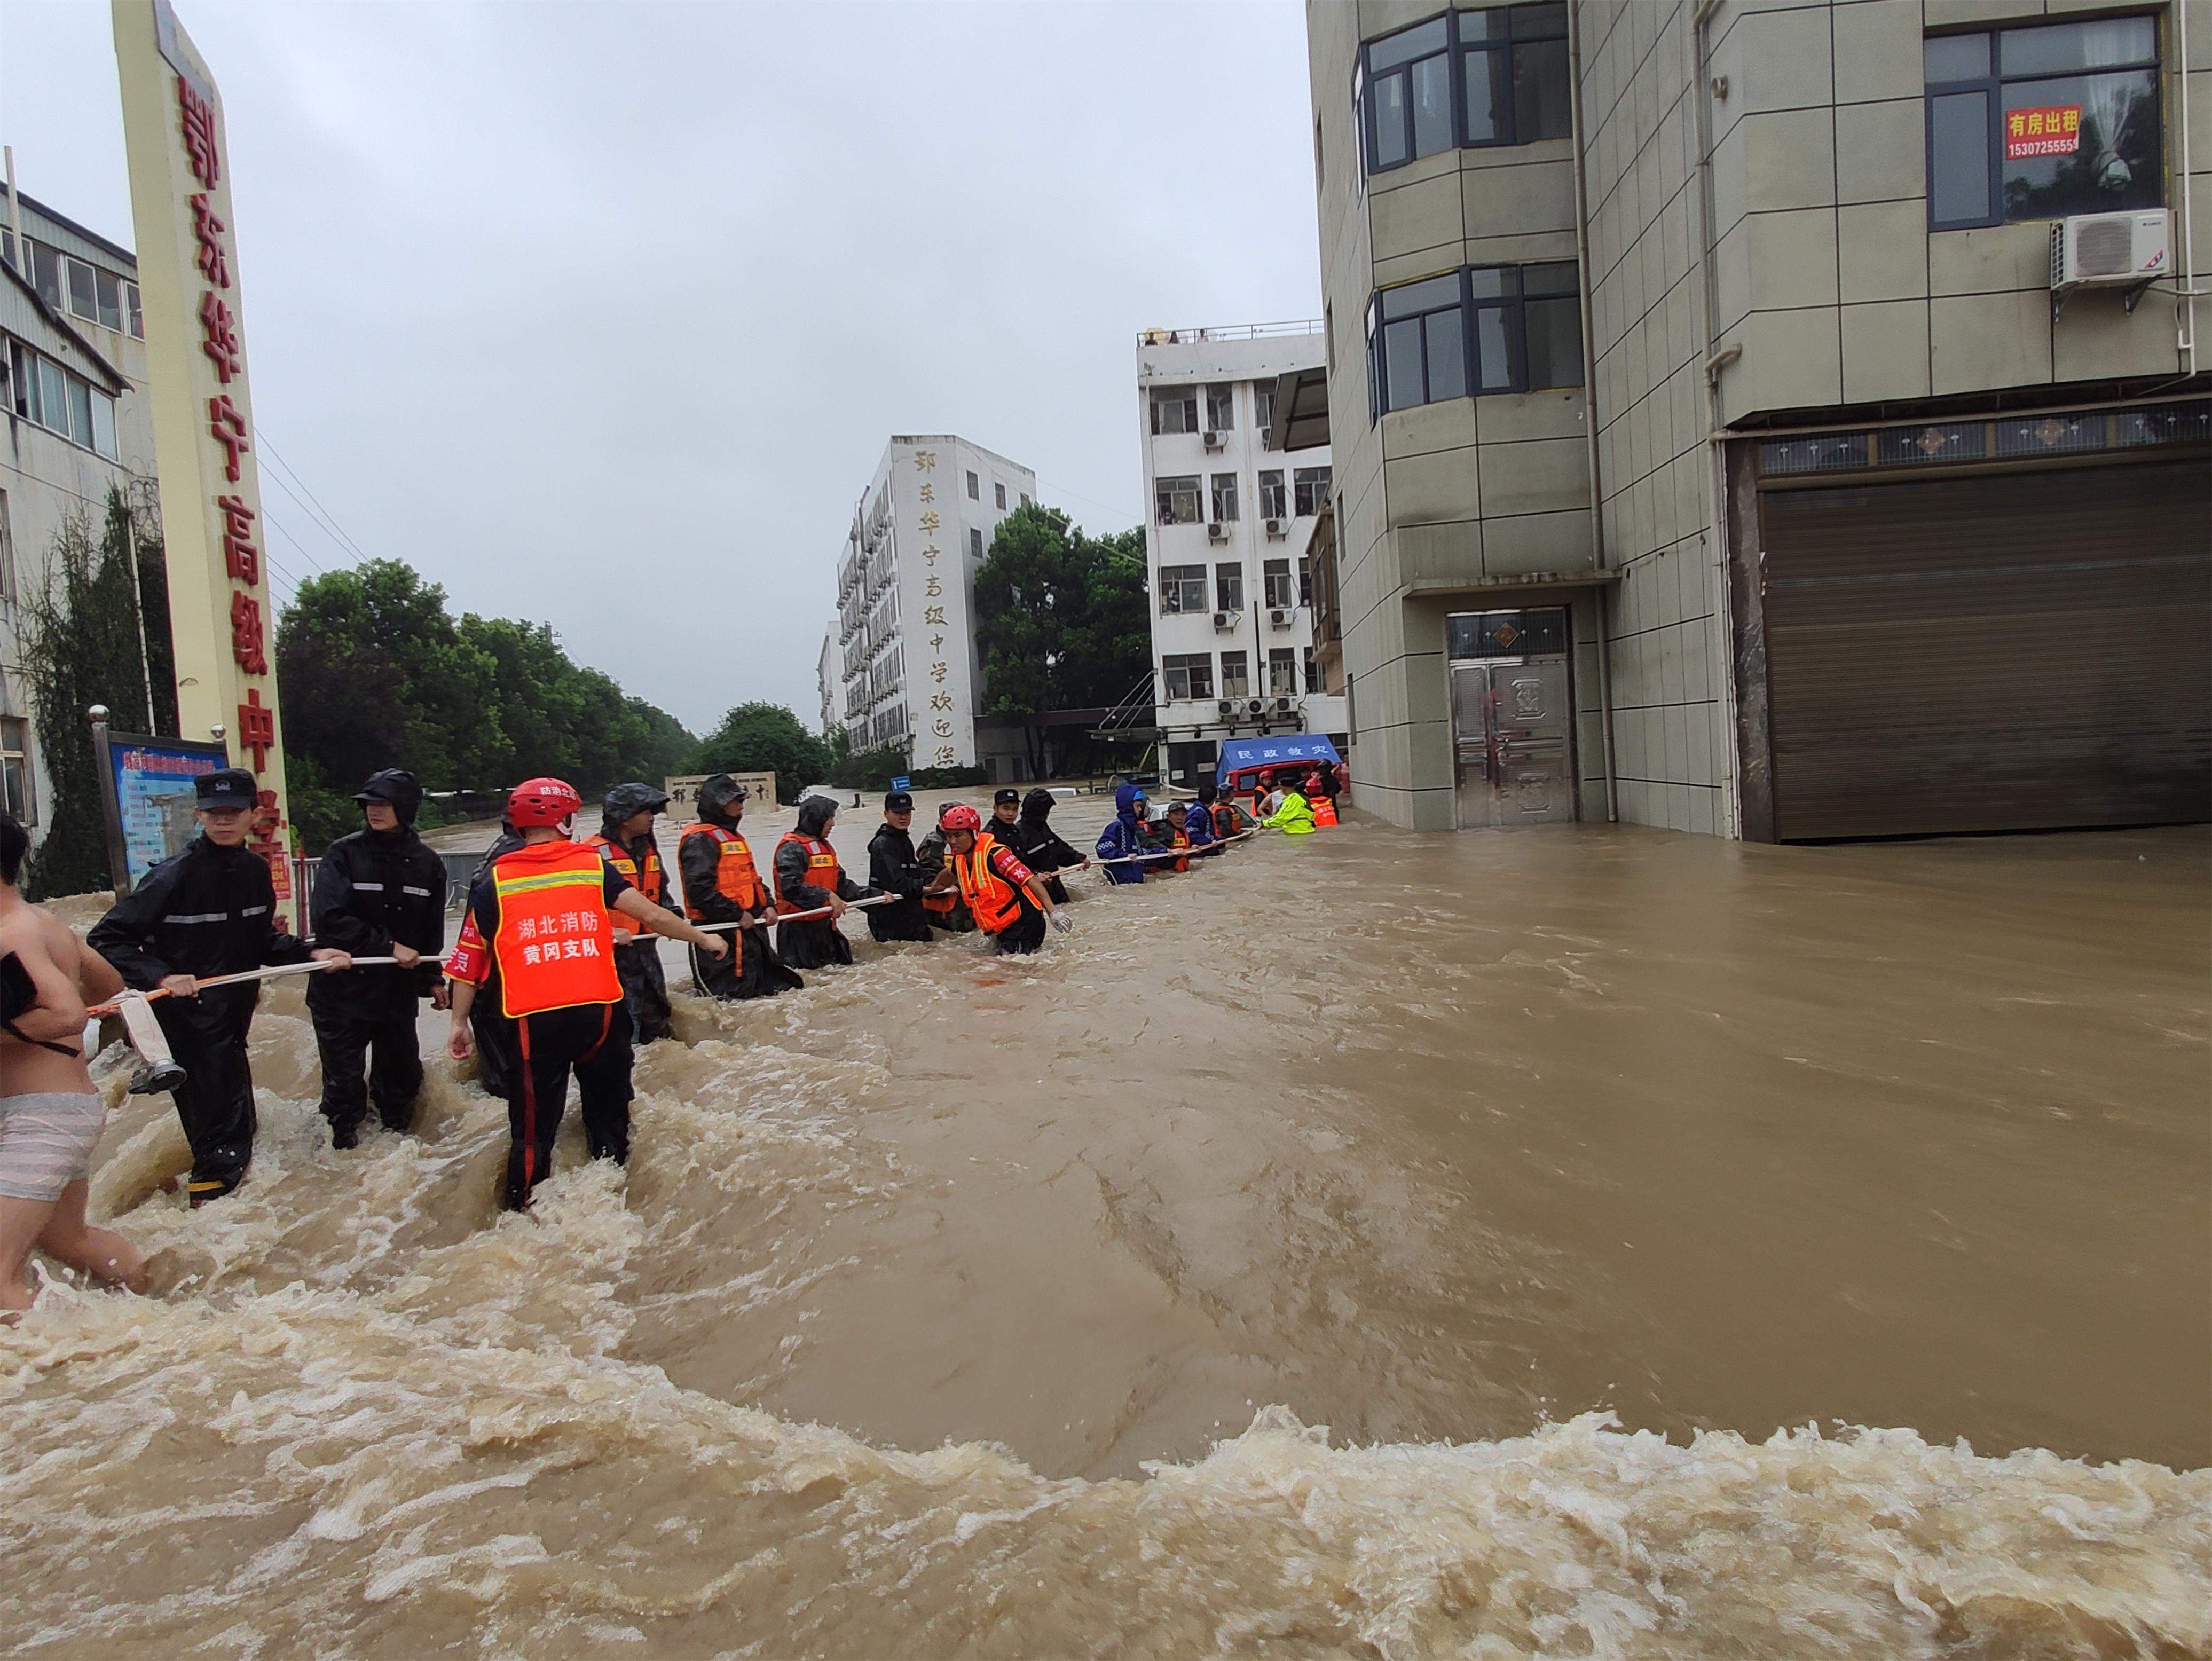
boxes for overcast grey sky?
[2,0,1319,735]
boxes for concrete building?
[1135,323,1348,793]
[2,185,158,852]
[1298,0,2209,838]
[815,627,837,738]
[832,435,1036,773]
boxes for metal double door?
[1450,657,1576,828]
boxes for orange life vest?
[586,832,671,910]
[678,823,765,916]
[774,832,843,913]
[488,840,622,1018]
[954,832,1029,934]
[1163,824,1191,872]
[1313,796,1340,828]
[1211,804,1238,839]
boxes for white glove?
[1047,911,1073,936]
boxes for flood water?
[6,802,2208,1657]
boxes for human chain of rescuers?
[0,760,1337,1311]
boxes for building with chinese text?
[832,435,1036,773]
[1136,323,1347,793]
[2,184,159,853]
[1298,0,2207,839]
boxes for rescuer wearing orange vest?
[773,796,874,970]
[925,804,1069,955]
[444,778,727,1211]
[585,783,680,1044]
[677,773,802,1001]
[1158,802,1194,872]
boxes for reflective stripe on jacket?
[587,831,672,911]
[677,823,765,916]
[489,842,623,1017]
[954,832,1032,934]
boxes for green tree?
[692,703,830,803]
[20,491,169,899]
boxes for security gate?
[1447,609,1577,828]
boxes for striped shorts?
[0,1092,106,1203]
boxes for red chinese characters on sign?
[176,75,221,188]
[249,788,291,901]
[216,495,259,582]
[208,393,249,481]
[237,689,275,771]
[188,194,229,288]
[230,589,267,675]
[2004,105,2081,160]
[200,290,241,382]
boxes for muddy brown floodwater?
[4,805,2208,1658]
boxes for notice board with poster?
[664,772,777,813]
[91,726,228,893]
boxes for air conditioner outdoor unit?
[1216,699,1234,716]
[2050,210,2169,308]
[1264,517,1285,538]
[1270,608,1294,627]
[1212,611,1233,631]
[1207,521,1227,541]
[1260,425,1273,446]
[1246,699,1265,717]
[1274,697,1295,714]
[1202,430,1224,450]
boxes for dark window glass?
[95,269,123,332]
[1463,45,1508,142]
[29,243,60,310]
[1523,261,1579,296]
[1159,565,1208,613]
[1467,266,1514,298]
[1151,388,1199,435]
[1216,564,1244,612]
[1930,91,1992,223]
[1371,74,1411,168]
[1294,467,1333,516]
[1383,318,1427,411]
[1411,52,1454,155]
[1473,303,1518,390]
[1221,651,1250,697]
[1383,272,1460,318]
[1524,296,1583,388]
[1369,16,1448,72]
[1513,37,1572,139]
[1510,3,1565,37]
[66,258,96,321]
[1924,33,1989,81]
[1447,609,1569,659]
[1425,305,1468,400]
[2001,69,2161,220]
[2000,15,2155,76]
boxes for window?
[1294,467,1333,516]
[1358,6,1571,176]
[1162,652,1214,702]
[1366,262,1582,414]
[127,280,142,338]
[1221,650,1251,698]
[1210,472,1240,522]
[1925,16,2162,230]
[1216,562,1245,612]
[995,481,1007,509]
[1159,563,1208,614]
[1151,386,1200,435]
[1264,558,1295,610]
[7,341,119,459]
[1,717,33,824]
[970,527,984,559]
[966,470,980,499]
[1205,383,1236,432]
[1298,556,1312,607]
[1156,474,1203,525]
[1258,470,1288,519]
[1254,383,1277,434]
[1304,648,1324,694]
[1268,648,1298,698]
[1020,493,1032,508]
[0,487,13,603]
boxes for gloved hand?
[1048,911,1073,936]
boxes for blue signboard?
[890,775,911,792]
[103,733,227,889]
[1216,734,1342,786]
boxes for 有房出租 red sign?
[2005,105,2081,160]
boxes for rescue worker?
[928,804,1069,955]
[306,768,447,1150]
[990,788,1022,837]
[1183,792,1217,857]
[774,796,874,969]
[468,815,526,1100]
[1158,801,1194,872]
[915,803,974,932]
[1194,782,1238,853]
[444,777,727,1210]
[88,768,349,1205]
[865,790,936,942]
[586,783,680,1043]
[678,774,800,1001]
[1095,783,1151,883]
[1263,780,1317,835]
[1005,788,1087,903]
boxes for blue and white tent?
[1215,735,1342,789]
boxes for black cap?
[196,768,257,809]
[884,790,914,812]
[994,788,1021,806]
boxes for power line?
[250,424,372,569]
[1037,478,1143,529]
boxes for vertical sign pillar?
[112,0,292,901]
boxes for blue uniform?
[1095,784,1150,884]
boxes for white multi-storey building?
[832,435,1035,771]
[815,628,836,738]
[1135,324,1345,793]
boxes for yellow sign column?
[113,0,291,895]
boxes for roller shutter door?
[1759,456,2211,840]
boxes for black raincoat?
[594,783,679,1043]
[774,796,870,970]
[680,775,801,1001]
[1005,788,1083,906]
[864,821,935,942]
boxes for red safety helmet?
[940,804,982,833]
[508,776,582,828]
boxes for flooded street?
[4,805,2207,1657]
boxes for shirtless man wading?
[0,812,143,1316]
